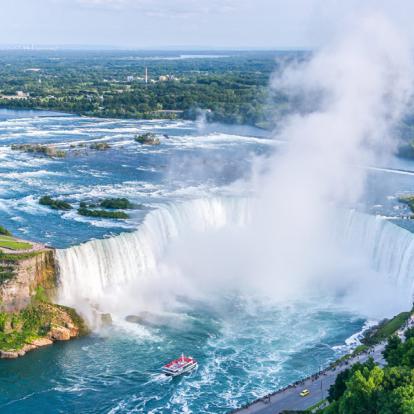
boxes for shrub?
[0,226,11,236]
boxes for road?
[230,342,387,414]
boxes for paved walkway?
[230,342,387,414]
[231,319,414,414]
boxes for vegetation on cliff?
[0,231,39,283]
[0,226,11,236]
[361,311,412,346]
[0,300,87,353]
[0,241,88,358]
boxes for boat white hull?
[163,362,198,377]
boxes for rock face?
[49,325,71,341]
[0,338,53,359]
[0,302,86,359]
[0,242,88,359]
[0,249,56,312]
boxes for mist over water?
[242,14,414,299]
[3,14,414,414]
[57,15,414,324]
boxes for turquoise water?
[0,298,365,414]
[0,109,413,413]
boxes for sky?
[1,0,414,49]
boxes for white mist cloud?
[155,13,414,317]
[57,12,414,323]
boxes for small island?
[11,144,66,158]
[99,197,136,209]
[39,196,72,211]
[134,132,161,145]
[38,196,138,219]
[89,142,111,151]
[78,207,129,219]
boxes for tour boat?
[162,354,198,377]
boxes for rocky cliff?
[0,249,56,312]
[0,243,87,359]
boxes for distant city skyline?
[1,0,414,49]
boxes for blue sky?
[1,0,413,49]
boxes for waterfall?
[339,211,414,290]
[56,197,414,322]
[56,197,251,317]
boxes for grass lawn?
[363,311,411,345]
[0,237,32,251]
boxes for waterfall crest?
[56,198,414,320]
[56,197,251,313]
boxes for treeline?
[320,328,414,413]
[0,50,300,127]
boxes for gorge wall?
[0,249,56,312]
[0,246,87,359]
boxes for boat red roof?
[164,356,196,369]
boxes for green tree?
[327,359,376,403]
[384,335,403,366]
[338,366,384,414]
[379,384,414,414]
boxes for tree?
[405,328,414,341]
[379,384,414,414]
[338,366,384,414]
[401,339,414,369]
[328,359,376,403]
[384,335,403,366]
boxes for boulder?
[65,322,79,337]
[49,326,71,341]
[101,313,112,326]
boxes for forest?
[0,50,300,127]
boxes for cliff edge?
[0,231,87,359]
